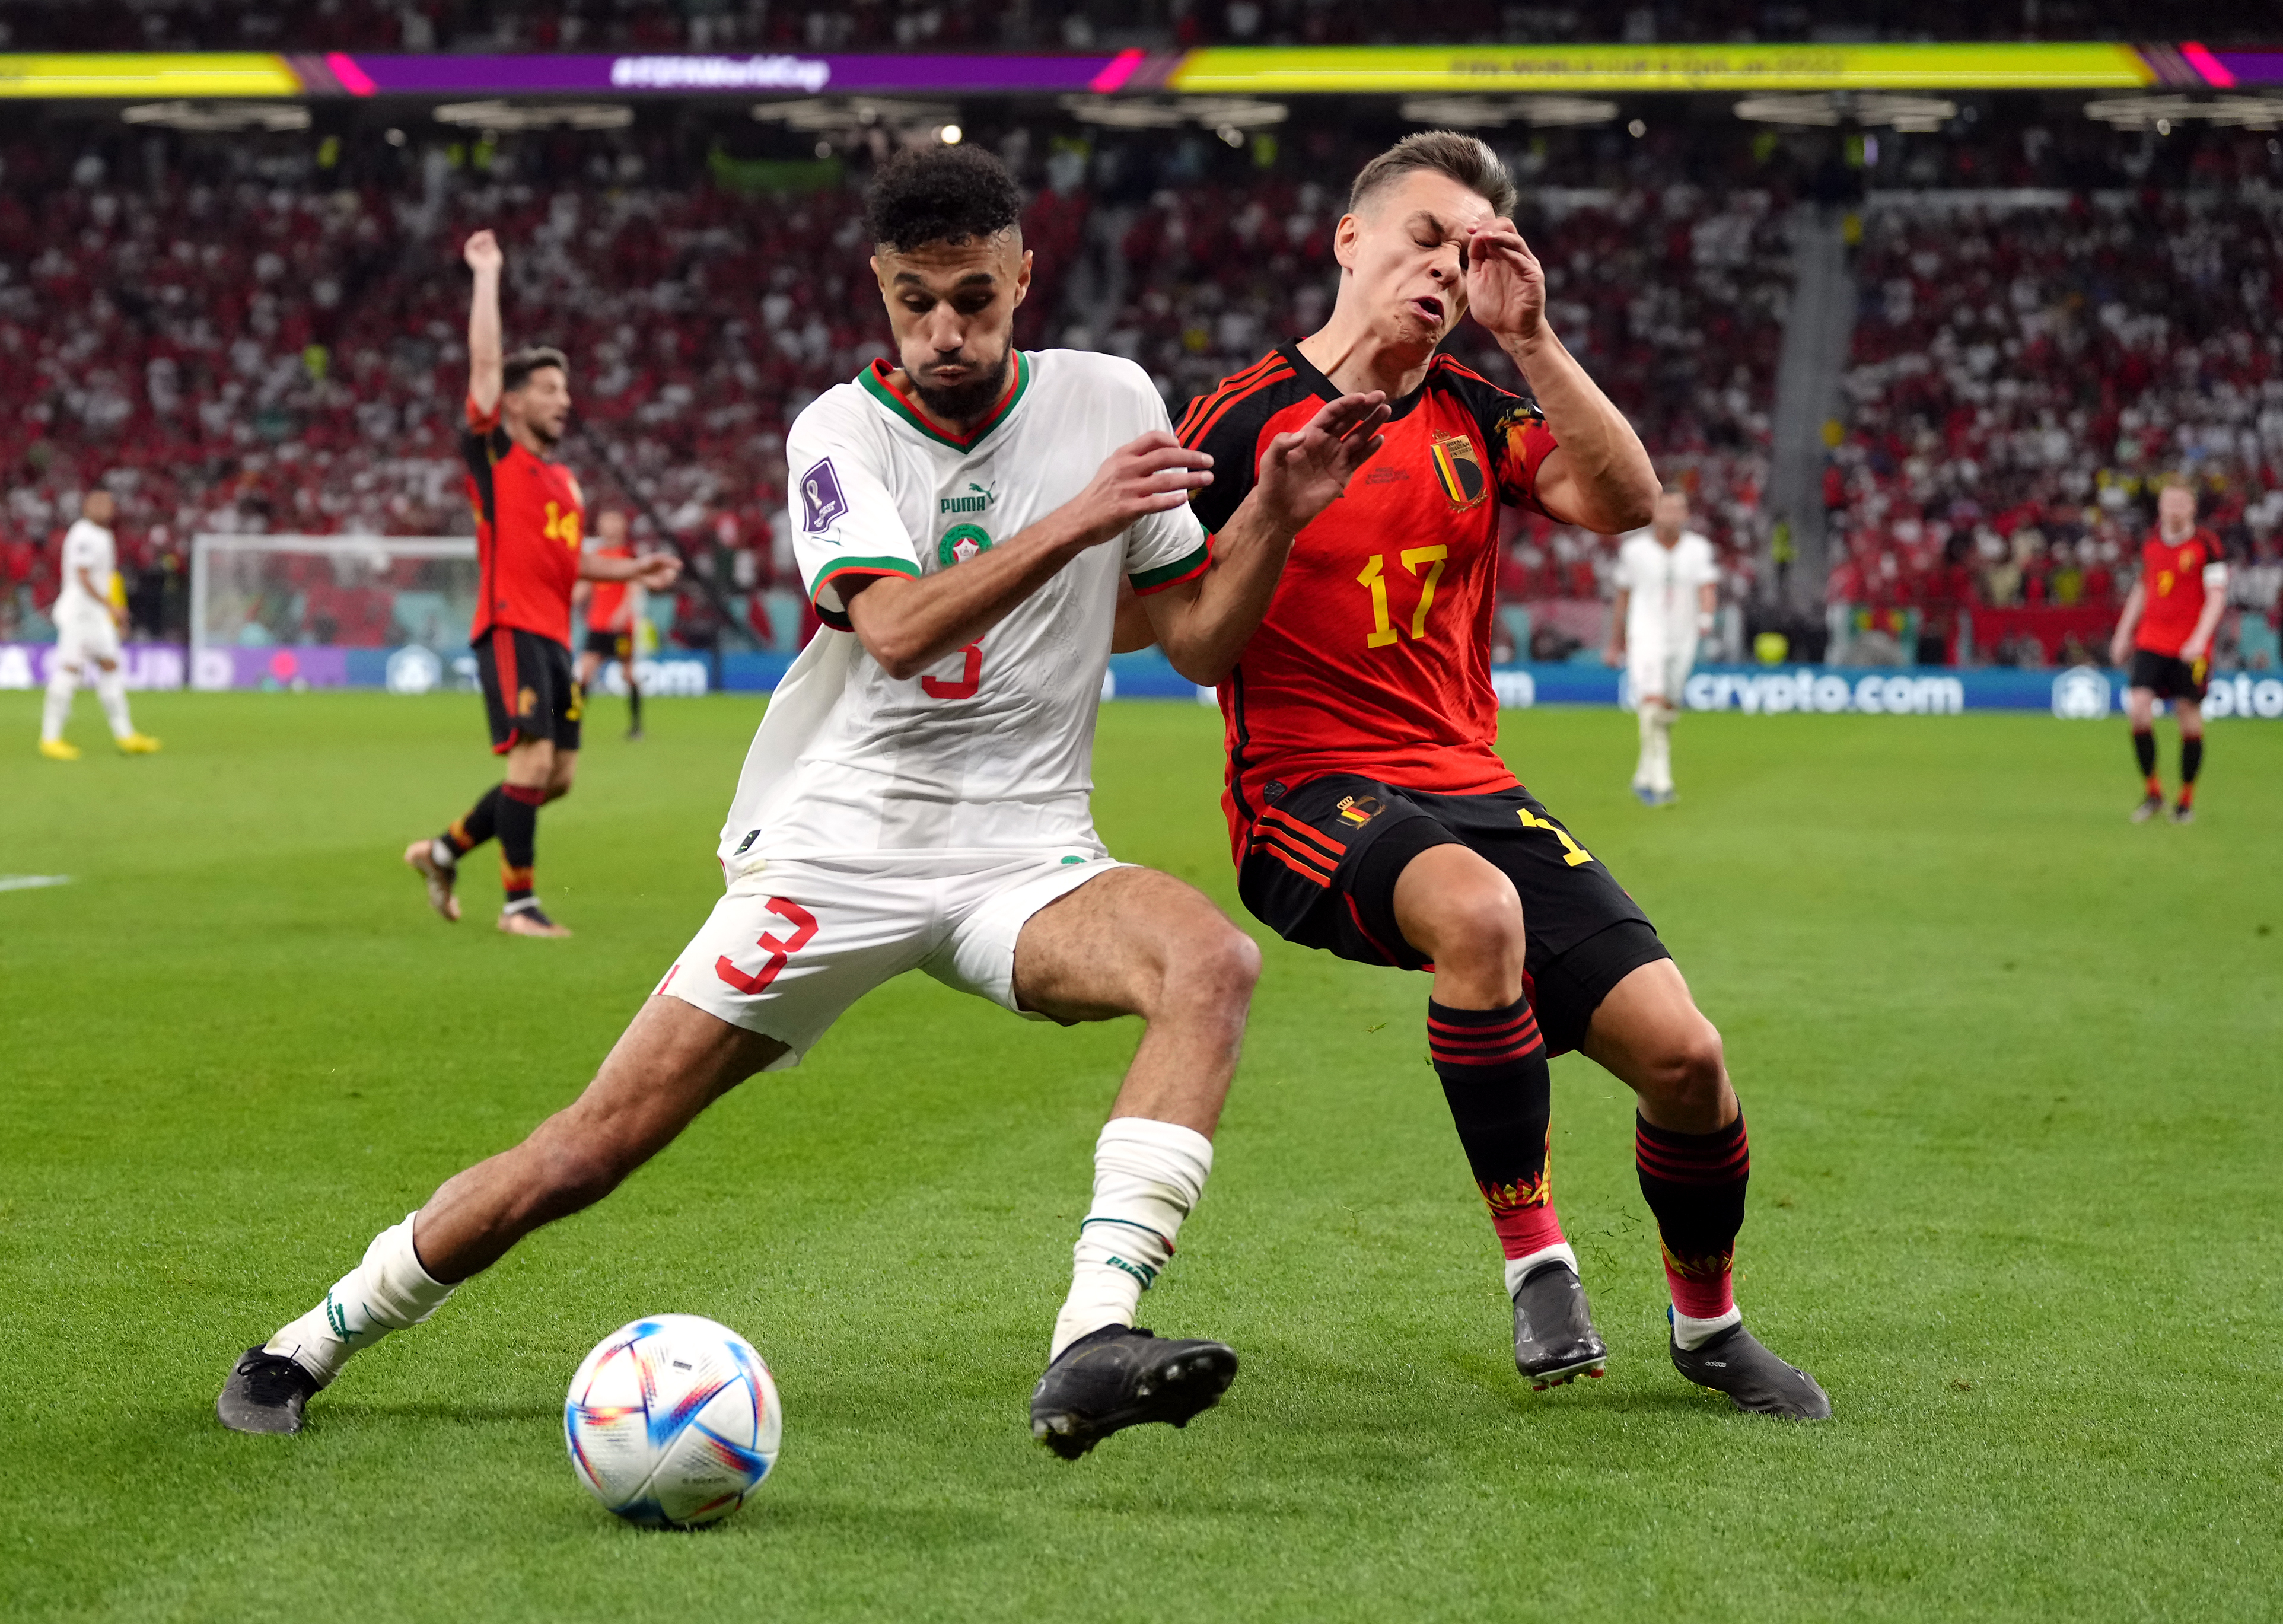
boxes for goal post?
[189,533,480,692]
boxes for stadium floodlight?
[1058,95,1287,130]
[121,101,311,133]
[432,101,634,131]
[2083,95,2283,130]
[1397,96,1618,129]
[750,97,957,135]
[1733,91,1955,132]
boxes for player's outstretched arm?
[1464,219,1657,534]
[1605,588,1630,667]
[465,230,505,416]
[2109,581,2145,668]
[579,550,682,590]
[1142,393,1389,686]
[845,432,1213,681]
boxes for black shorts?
[2128,649,2208,703]
[583,628,632,661]
[1239,773,1670,1056]
[474,626,582,755]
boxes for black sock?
[628,680,643,732]
[2131,728,2157,788]
[2180,735,2202,805]
[1635,1113,1749,1320]
[498,782,543,902]
[443,785,503,858]
[1427,996,1564,1263]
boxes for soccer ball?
[563,1314,782,1528]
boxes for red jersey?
[2134,527,2226,657]
[463,396,585,646]
[584,547,632,632]
[1177,345,1560,855]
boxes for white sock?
[1649,712,1675,794]
[41,661,75,742]
[1672,1304,1743,1351]
[1050,1117,1213,1361]
[95,665,133,740]
[265,1212,456,1384]
[429,836,458,871]
[1632,707,1655,787]
[1502,1240,1579,1300]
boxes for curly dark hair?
[864,145,1023,253]
[503,345,568,393]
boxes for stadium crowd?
[2,109,2280,671]
[1830,161,2283,668]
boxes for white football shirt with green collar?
[717,349,1211,870]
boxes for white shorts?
[657,849,1128,1070]
[1628,635,1696,708]
[53,606,121,670]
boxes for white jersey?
[1615,528,1717,649]
[717,349,1209,874]
[56,518,117,620]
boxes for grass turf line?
[2,690,2278,1623]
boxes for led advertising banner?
[1167,42,2157,94]
[0,53,302,98]
[0,43,2269,100]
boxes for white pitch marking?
[0,875,72,893]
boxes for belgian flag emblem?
[1429,432,1488,511]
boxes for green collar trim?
[857,353,1030,451]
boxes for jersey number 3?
[715,897,820,995]
[921,641,983,700]
[1359,546,1448,648]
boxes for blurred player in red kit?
[572,508,649,741]
[2110,480,2228,824]
[405,230,680,937]
[1175,132,1827,1416]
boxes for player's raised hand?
[1066,430,1215,548]
[464,229,504,275]
[1253,391,1392,535]
[1464,219,1546,346]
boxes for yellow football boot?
[39,738,81,761]
[117,733,163,754]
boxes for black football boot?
[1669,1316,1831,1419]
[216,1346,323,1434]
[1029,1325,1238,1460]
[1512,1261,1608,1390]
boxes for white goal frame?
[188,533,476,667]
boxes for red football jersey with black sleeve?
[463,396,585,646]
[584,547,632,632]
[2133,527,2227,658]
[1177,343,1560,856]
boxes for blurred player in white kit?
[37,489,160,760]
[1607,485,1715,805]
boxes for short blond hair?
[1350,130,1517,220]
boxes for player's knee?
[1645,1017,1726,1113]
[1433,882,1527,979]
[1158,919,1259,1021]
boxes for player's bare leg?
[1583,961,1830,1418]
[219,999,784,1433]
[2125,685,2165,821]
[1012,866,1257,1457]
[1394,846,1605,1389]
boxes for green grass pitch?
[3,689,2278,1623]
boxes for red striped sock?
[1429,996,1565,1261]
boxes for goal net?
[189,534,481,692]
